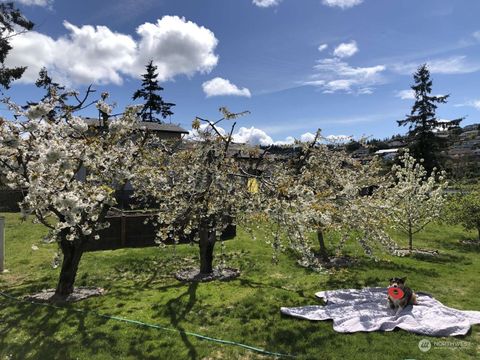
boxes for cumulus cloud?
[202,77,251,98]
[132,17,218,80]
[318,44,328,52]
[392,56,480,75]
[395,89,415,100]
[232,127,274,146]
[304,56,386,94]
[229,126,296,146]
[333,41,358,58]
[252,0,281,7]
[300,132,316,142]
[233,129,351,146]
[274,136,296,145]
[7,16,219,85]
[322,0,363,9]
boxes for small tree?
[384,150,447,250]
[0,2,34,89]
[398,64,462,174]
[445,187,480,242]
[132,60,175,123]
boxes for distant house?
[374,148,400,161]
[386,140,405,148]
[83,117,188,140]
[351,147,371,163]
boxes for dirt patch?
[320,255,358,269]
[459,240,480,246]
[24,287,105,303]
[175,267,240,282]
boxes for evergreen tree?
[29,67,69,119]
[398,64,462,174]
[132,60,175,122]
[35,67,66,100]
[0,2,33,89]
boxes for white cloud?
[233,127,274,146]
[232,127,311,146]
[186,125,324,147]
[333,41,358,58]
[395,89,415,100]
[392,56,480,75]
[202,77,251,98]
[274,136,296,145]
[300,132,316,142]
[323,79,353,93]
[7,16,219,86]
[322,0,363,9]
[358,87,373,95]
[304,57,386,94]
[133,17,218,80]
[468,100,480,110]
[4,0,52,6]
[252,0,281,7]
[318,44,328,52]
[455,99,480,110]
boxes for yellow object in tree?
[247,178,259,194]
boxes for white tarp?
[280,287,480,336]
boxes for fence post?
[0,216,4,273]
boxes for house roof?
[83,117,189,134]
[375,148,400,154]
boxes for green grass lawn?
[0,212,479,360]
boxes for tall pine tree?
[398,64,462,174]
[32,67,68,119]
[133,60,175,123]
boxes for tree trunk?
[477,227,480,242]
[317,228,329,262]
[55,239,84,297]
[199,225,216,274]
[408,218,413,251]
[408,229,413,251]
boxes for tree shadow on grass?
[410,252,467,264]
[0,299,114,359]
[353,258,440,277]
[151,282,199,360]
[325,260,440,290]
[325,272,383,290]
[432,235,480,254]
[265,320,338,358]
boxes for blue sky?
[3,0,480,144]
